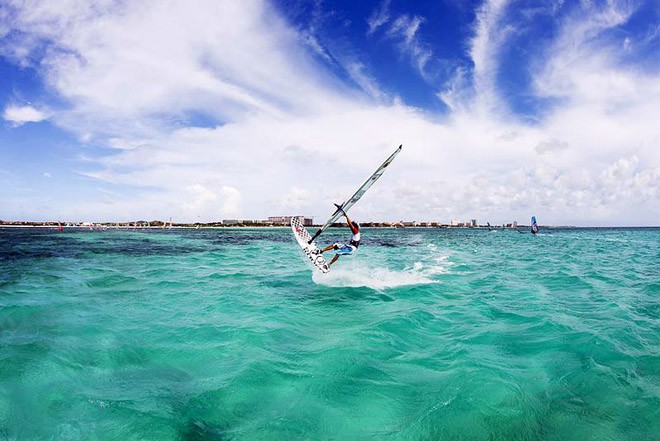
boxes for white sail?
[310,144,402,242]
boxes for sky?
[0,0,658,226]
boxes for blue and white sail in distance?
[309,145,402,243]
[531,216,539,235]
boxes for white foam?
[312,264,434,289]
[311,251,451,290]
[414,258,451,276]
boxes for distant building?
[451,219,459,227]
[268,216,313,226]
[512,221,518,227]
[470,219,477,227]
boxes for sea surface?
[0,227,658,440]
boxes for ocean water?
[0,226,658,440]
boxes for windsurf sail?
[309,144,403,243]
[531,216,538,234]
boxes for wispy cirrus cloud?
[366,1,434,79]
[388,14,433,76]
[367,0,391,35]
[295,1,391,103]
[532,1,637,103]
[466,0,511,114]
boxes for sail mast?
[309,144,402,243]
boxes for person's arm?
[344,212,358,234]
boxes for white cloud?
[220,186,242,217]
[279,186,312,212]
[436,66,470,111]
[535,139,569,155]
[389,14,422,46]
[303,32,332,62]
[389,15,432,74]
[468,0,511,115]
[0,0,658,226]
[107,138,151,150]
[532,1,636,103]
[367,0,390,35]
[366,2,434,80]
[344,61,389,101]
[384,14,433,78]
[182,184,218,213]
[179,184,241,219]
[3,104,49,125]
[2,0,351,139]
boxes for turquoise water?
[0,227,658,440]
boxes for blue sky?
[0,0,658,225]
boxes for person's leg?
[328,254,339,266]
[321,243,343,253]
[320,244,334,253]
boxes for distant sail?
[531,216,538,234]
[310,144,402,243]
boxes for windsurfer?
[319,210,360,267]
[531,216,539,235]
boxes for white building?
[268,216,313,226]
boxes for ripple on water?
[0,227,658,439]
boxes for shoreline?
[1,224,658,229]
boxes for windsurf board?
[291,217,330,273]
